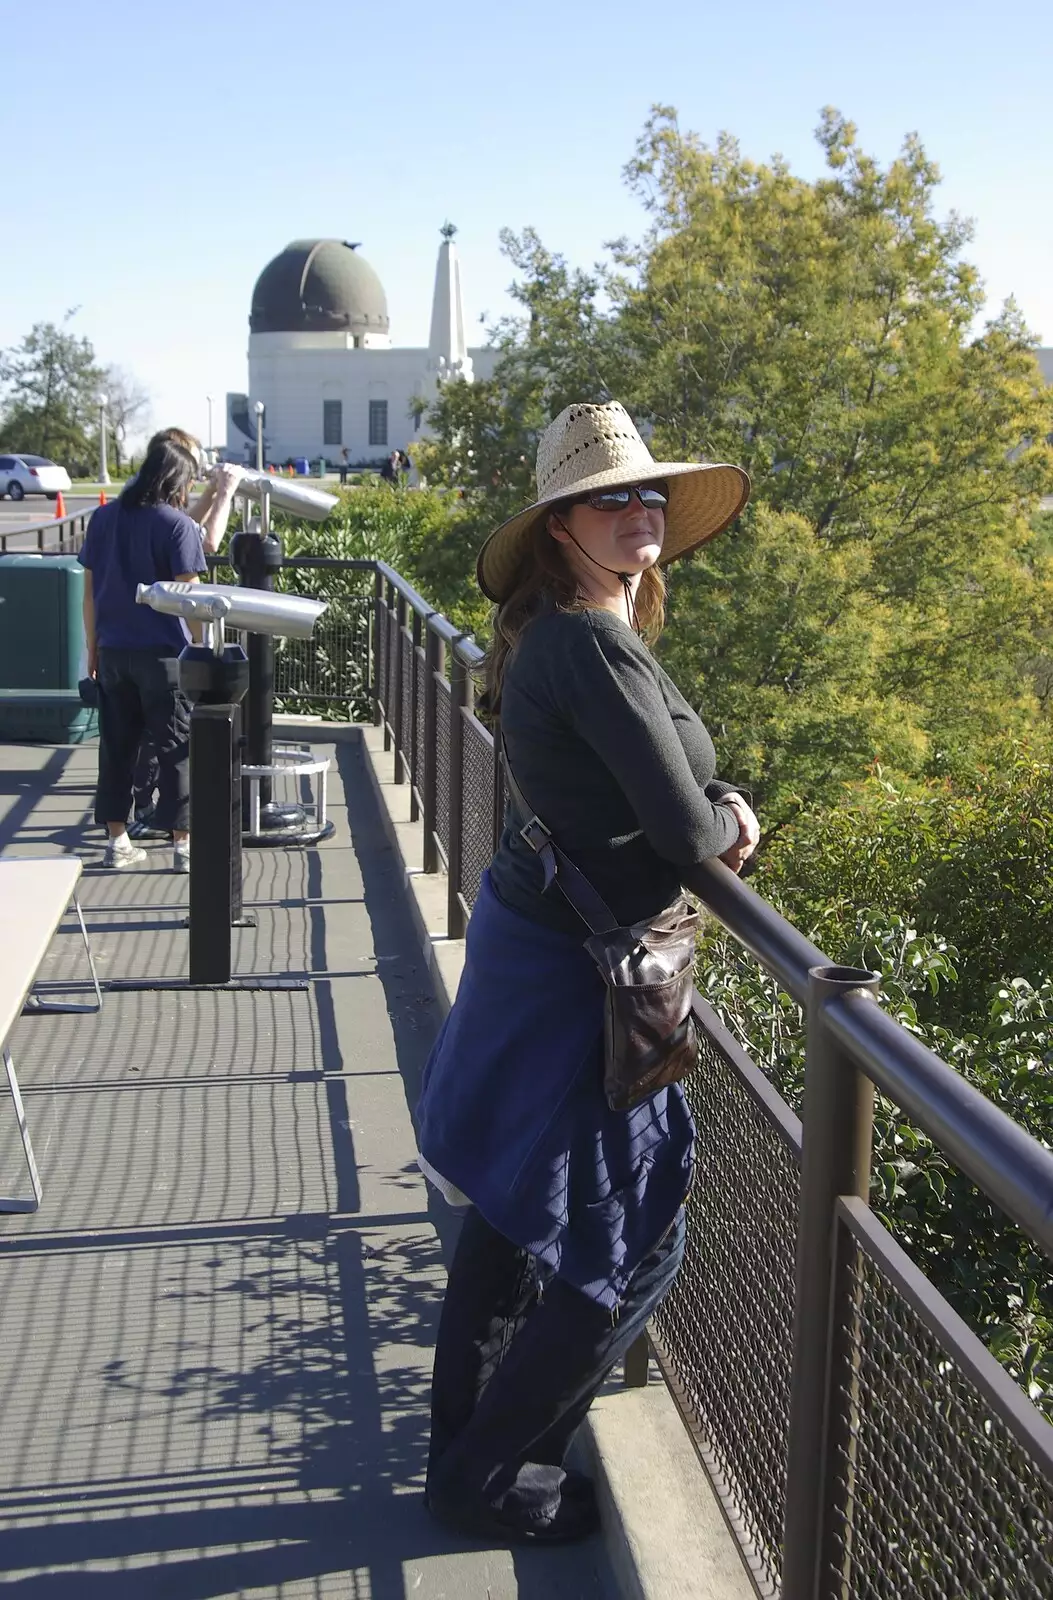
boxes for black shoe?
[425,1479,601,1546]
[423,1468,595,1512]
[128,810,170,841]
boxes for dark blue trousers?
[427,1205,685,1519]
[95,648,190,833]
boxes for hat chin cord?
[553,516,642,635]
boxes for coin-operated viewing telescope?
[130,579,329,988]
[235,470,337,522]
[135,581,325,640]
[228,472,337,842]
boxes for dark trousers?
[132,736,159,813]
[95,648,191,833]
[426,1206,685,1519]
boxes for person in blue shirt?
[125,428,244,839]
[79,438,206,871]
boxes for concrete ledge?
[360,722,754,1600]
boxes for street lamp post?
[206,395,214,455]
[97,396,110,486]
[254,401,265,472]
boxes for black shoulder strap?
[500,735,619,936]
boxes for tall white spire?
[427,222,474,385]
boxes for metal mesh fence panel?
[459,715,495,912]
[413,647,426,805]
[434,677,451,867]
[399,628,414,772]
[272,601,372,720]
[828,1213,1053,1600]
[652,1014,801,1596]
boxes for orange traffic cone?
[54,490,66,519]
[98,490,107,505]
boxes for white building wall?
[229,332,501,464]
[247,333,431,463]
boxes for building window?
[323,400,342,446]
[369,399,388,448]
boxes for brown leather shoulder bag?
[501,739,701,1111]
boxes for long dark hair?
[120,440,196,510]
[481,516,667,716]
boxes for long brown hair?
[481,515,667,716]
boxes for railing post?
[422,627,442,874]
[383,580,394,750]
[372,567,384,729]
[447,647,471,940]
[392,592,407,784]
[409,609,423,823]
[623,1335,650,1388]
[781,964,882,1600]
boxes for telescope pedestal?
[230,521,331,845]
[108,642,307,993]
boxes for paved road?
[0,493,98,550]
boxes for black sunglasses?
[564,480,669,514]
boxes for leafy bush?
[248,486,484,719]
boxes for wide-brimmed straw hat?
[476,401,750,603]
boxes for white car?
[0,454,73,501]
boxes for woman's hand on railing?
[718,792,760,874]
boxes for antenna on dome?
[343,241,362,251]
[440,220,457,241]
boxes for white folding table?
[0,857,100,1213]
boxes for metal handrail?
[0,506,93,553]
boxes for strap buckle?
[519,816,552,854]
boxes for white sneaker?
[103,836,147,870]
[173,843,190,874]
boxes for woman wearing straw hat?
[418,402,758,1544]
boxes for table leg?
[1,1046,43,1213]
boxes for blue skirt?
[416,872,695,1310]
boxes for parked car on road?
[0,454,73,501]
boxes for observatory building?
[225,225,496,465]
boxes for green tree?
[0,315,104,467]
[99,365,150,473]
[419,107,1053,818]
[414,227,633,631]
[617,108,1053,814]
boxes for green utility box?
[0,555,98,743]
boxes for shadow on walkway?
[0,737,613,1598]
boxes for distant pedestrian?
[379,450,400,486]
[339,447,351,486]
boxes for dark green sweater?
[490,606,741,936]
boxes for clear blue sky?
[2,0,1050,452]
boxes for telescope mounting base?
[179,915,258,930]
[243,819,336,848]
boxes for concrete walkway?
[0,736,615,1598]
